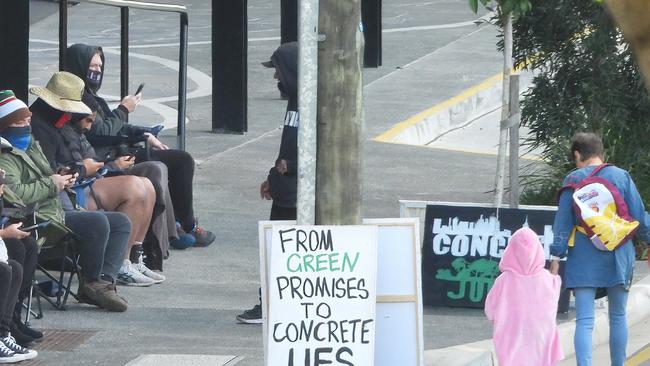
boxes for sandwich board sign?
[260,218,424,366]
[266,225,378,365]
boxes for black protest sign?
[267,225,378,366]
[422,204,557,308]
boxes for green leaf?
[469,0,479,13]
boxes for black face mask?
[87,69,102,92]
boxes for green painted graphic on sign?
[435,258,499,302]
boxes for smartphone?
[135,83,145,95]
[21,221,51,232]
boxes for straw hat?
[29,71,91,115]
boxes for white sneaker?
[117,260,155,287]
[133,261,166,284]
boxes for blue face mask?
[2,126,32,151]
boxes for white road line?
[29,14,490,52]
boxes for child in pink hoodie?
[485,227,564,366]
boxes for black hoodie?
[64,44,141,138]
[267,42,299,208]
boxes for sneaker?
[133,261,166,284]
[190,223,216,247]
[117,260,155,287]
[236,304,262,324]
[78,279,128,312]
[170,224,195,250]
[0,339,23,363]
[1,334,36,361]
[7,322,33,347]
[11,320,41,342]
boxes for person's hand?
[549,260,560,275]
[52,174,74,192]
[275,159,288,175]
[145,133,169,150]
[120,94,141,113]
[0,223,29,240]
[114,156,135,170]
[82,158,104,177]
[65,173,79,188]
[260,180,272,200]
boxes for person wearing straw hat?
[0,87,131,312]
[64,44,216,247]
[29,72,168,286]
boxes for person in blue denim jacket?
[549,132,650,366]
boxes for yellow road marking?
[373,73,503,143]
[626,345,650,366]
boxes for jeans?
[0,260,22,333]
[574,286,629,366]
[4,237,37,299]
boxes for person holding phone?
[0,89,132,312]
[64,44,215,248]
[26,74,168,286]
[0,166,42,347]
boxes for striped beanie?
[0,90,31,132]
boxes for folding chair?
[32,215,82,311]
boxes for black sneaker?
[1,334,36,361]
[190,225,216,247]
[11,319,42,341]
[8,322,33,347]
[236,304,262,324]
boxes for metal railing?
[58,0,189,150]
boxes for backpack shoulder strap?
[587,163,611,178]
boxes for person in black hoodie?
[63,44,215,247]
[236,42,298,324]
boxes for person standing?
[236,42,298,324]
[549,132,650,366]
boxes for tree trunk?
[605,0,650,90]
[315,1,364,225]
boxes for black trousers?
[258,204,297,303]
[0,260,22,333]
[4,237,37,299]
[141,149,196,232]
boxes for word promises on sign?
[268,226,378,366]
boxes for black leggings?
[139,149,196,231]
[4,237,37,300]
[0,260,22,333]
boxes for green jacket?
[0,140,65,224]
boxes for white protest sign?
[267,225,378,366]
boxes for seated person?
[65,44,215,247]
[0,235,37,362]
[0,168,41,346]
[0,89,130,312]
[28,73,165,285]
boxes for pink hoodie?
[485,227,564,366]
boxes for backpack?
[560,164,639,251]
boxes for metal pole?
[508,75,520,208]
[361,0,382,67]
[0,0,30,101]
[281,0,299,44]
[177,13,189,150]
[211,0,248,133]
[120,6,130,100]
[494,14,512,208]
[296,0,319,225]
[59,0,69,71]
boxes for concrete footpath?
[23,0,650,365]
[425,272,650,366]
